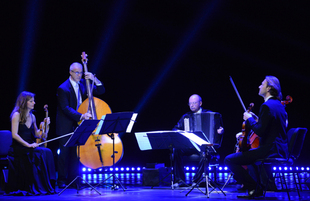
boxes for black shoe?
[58,182,66,189]
[237,184,248,192]
[237,188,264,199]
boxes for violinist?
[7,91,56,195]
[224,76,288,198]
[56,62,105,189]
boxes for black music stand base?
[58,146,101,196]
[185,149,226,197]
[58,175,101,195]
[151,148,189,189]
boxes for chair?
[0,130,12,193]
[256,127,308,200]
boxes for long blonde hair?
[10,91,35,124]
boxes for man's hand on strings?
[82,112,92,120]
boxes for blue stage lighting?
[92,0,127,74]
[82,167,86,172]
[57,149,60,155]
[135,1,221,113]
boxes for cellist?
[225,76,288,199]
[56,62,105,189]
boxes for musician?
[56,62,105,188]
[172,94,224,188]
[224,76,288,198]
[7,91,56,195]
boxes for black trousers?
[173,148,210,183]
[57,136,79,184]
[224,149,266,190]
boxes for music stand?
[183,132,226,197]
[135,130,212,189]
[94,112,137,191]
[58,120,101,196]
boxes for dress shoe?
[172,182,180,189]
[172,182,187,189]
[237,184,248,192]
[237,188,264,199]
[58,183,66,189]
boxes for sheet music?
[179,131,211,146]
[126,113,138,133]
[134,132,152,150]
[94,115,106,134]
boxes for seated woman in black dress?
[6,91,56,195]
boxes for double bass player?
[56,62,105,189]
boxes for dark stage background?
[1,1,309,168]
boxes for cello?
[78,52,124,169]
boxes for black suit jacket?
[246,97,288,158]
[56,78,105,136]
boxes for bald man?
[172,94,224,188]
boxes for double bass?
[78,52,124,169]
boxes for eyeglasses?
[71,71,83,75]
[188,102,199,106]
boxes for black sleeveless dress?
[6,123,56,195]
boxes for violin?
[238,103,257,152]
[244,95,293,151]
[36,104,48,147]
[281,95,293,106]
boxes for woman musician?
[7,91,56,195]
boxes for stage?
[1,184,309,201]
[1,171,310,200]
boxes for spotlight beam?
[17,0,43,94]
[135,1,221,112]
[92,0,128,74]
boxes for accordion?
[184,112,223,148]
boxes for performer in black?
[56,62,105,188]
[172,94,224,188]
[7,91,56,195]
[224,76,288,198]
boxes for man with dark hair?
[225,76,288,198]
